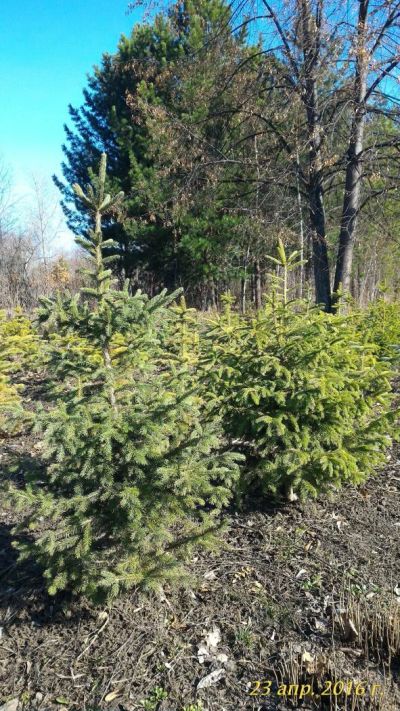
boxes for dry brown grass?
[270,586,400,710]
[274,643,397,710]
[334,587,400,667]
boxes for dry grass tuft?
[334,587,400,667]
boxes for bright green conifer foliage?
[13,155,240,602]
[0,340,22,436]
[201,242,397,499]
[0,308,38,436]
[360,298,400,365]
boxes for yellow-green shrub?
[0,309,38,435]
[359,299,400,365]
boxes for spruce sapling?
[12,154,240,602]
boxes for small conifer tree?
[0,335,22,436]
[12,154,240,602]
[201,241,397,500]
[360,298,400,365]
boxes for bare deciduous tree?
[334,0,400,297]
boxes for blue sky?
[0,0,142,239]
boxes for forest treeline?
[1,0,399,312]
[50,0,400,311]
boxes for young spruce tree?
[14,154,240,602]
[201,241,397,500]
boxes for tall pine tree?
[54,0,250,299]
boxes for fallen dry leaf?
[216,652,229,663]
[339,612,359,640]
[0,700,19,711]
[104,689,123,703]
[197,626,221,663]
[250,581,263,593]
[301,650,328,675]
[197,668,225,689]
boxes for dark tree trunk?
[304,226,313,287]
[309,178,331,309]
[301,0,331,310]
[210,279,217,309]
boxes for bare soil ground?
[1,413,400,711]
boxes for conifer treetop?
[72,153,125,300]
[72,152,124,218]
